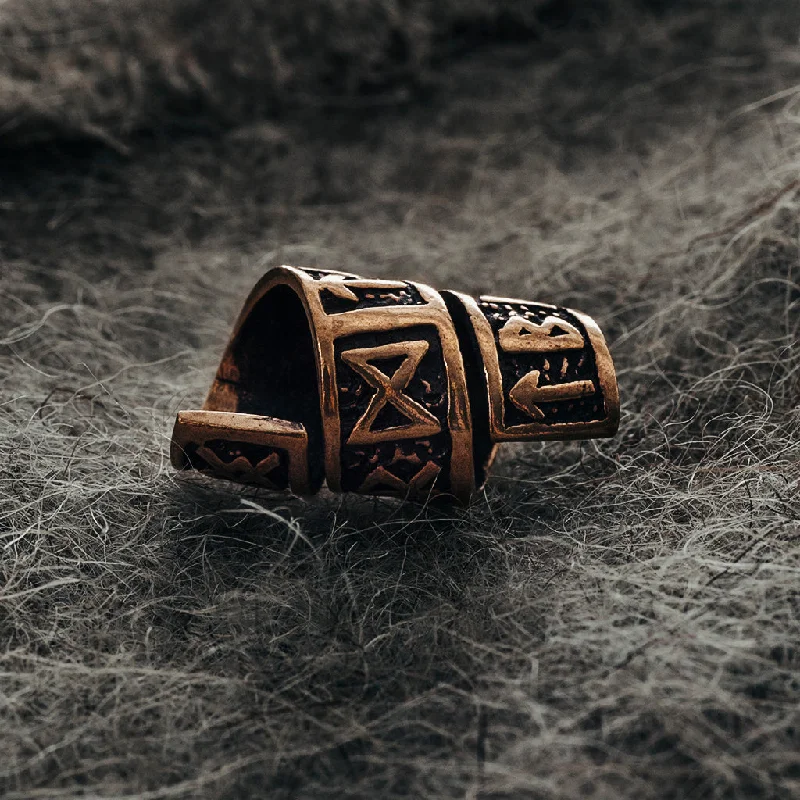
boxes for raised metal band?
[442,292,619,443]
[171,266,619,502]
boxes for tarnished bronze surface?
[171,266,619,503]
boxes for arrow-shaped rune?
[508,370,595,421]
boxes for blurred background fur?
[2,0,800,797]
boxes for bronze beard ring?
[171,266,619,504]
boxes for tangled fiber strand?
[1,1,800,798]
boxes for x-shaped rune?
[341,340,443,445]
[195,445,282,488]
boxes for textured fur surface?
[2,1,800,797]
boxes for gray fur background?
[2,1,800,797]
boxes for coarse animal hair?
[1,0,800,797]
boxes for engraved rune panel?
[318,279,426,315]
[479,300,605,429]
[182,439,290,490]
[340,340,442,445]
[335,325,451,494]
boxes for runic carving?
[320,280,360,303]
[498,314,584,352]
[319,277,408,302]
[357,461,442,494]
[508,370,595,420]
[341,340,442,445]
[318,276,423,313]
[195,445,282,488]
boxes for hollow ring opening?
[225,283,325,491]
